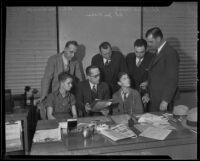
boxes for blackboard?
[59,7,141,73]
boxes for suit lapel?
[57,54,64,73]
[86,80,92,100]
[150,43,167,69]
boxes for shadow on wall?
[166,37,197,108]
[76,44,86,80]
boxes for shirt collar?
[103,57,111,64]
[58,89,70,98]
[89,81,97,90]
[136,57,144,62]
[157,41,166,54]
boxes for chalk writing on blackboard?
[86,7,132,18]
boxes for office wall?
[5,7,57,95]
[58,7,141,74]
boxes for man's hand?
[85,103,92,113]
[159,100,168,111]
[100,109,109,116]
[140,81,148,90]
[142,93,150,104]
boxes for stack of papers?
[33,127,61,143]
[6,121,22,150]
[135,113,176,132]
[99,124,137,141]
[139,127,172,140]
[138,113,170,125]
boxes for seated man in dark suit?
[91,41,127,96]
[126,39,155,111]
[46,72,78,120]
[76,65,111,117]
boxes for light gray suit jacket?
[41,53,83,100]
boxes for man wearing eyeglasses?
[76,65,110,117]
[38,41,83,119]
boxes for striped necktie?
[92,85,97,93]
[136,58,142,67]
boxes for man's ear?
[117,81,121,86]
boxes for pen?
[190,129,197,134]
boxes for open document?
[99,124,137,141]
[91,99,118,112]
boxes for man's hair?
[99,41,112,50]
[145,27,163,39]
[65,40,78,48]
[117,72,128,82]
[58,71,73,82]
[134,39,147,49]
[86,65,99,76]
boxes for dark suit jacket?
[91,51,127,95]
[112,88,143,115]
[41,53,83,100]
[126,52,155,90]
[148,42,179,112]
[76,80,110,116]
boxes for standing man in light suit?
[145,27,179,112]
[38,41,83,119]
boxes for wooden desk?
[30,114,197,159]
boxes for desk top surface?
[30,113,197,156]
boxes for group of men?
[38,27,180,120]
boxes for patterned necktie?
[92,85,97,93]
[104,59,109,66]
[136,58,142,67]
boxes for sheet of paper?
[6,121,22,149]
[6,121,22,140]
[139,126,172,140]
[33,128,61,143]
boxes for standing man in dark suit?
[145,27,179,112]
[126,39,155,111]
[76,65,111,117]
[91,42,127,96]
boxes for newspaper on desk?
[99,124,137,141]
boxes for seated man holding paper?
[46,72,78,120]
[112,72,143,115]
[76,65,112,117]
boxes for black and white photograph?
[2,1,198,159]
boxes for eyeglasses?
[90,73,100,78]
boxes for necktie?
[92,85,97,93]
[136,58,142,67]
[104,59,109,66]
[123,92,128,101]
